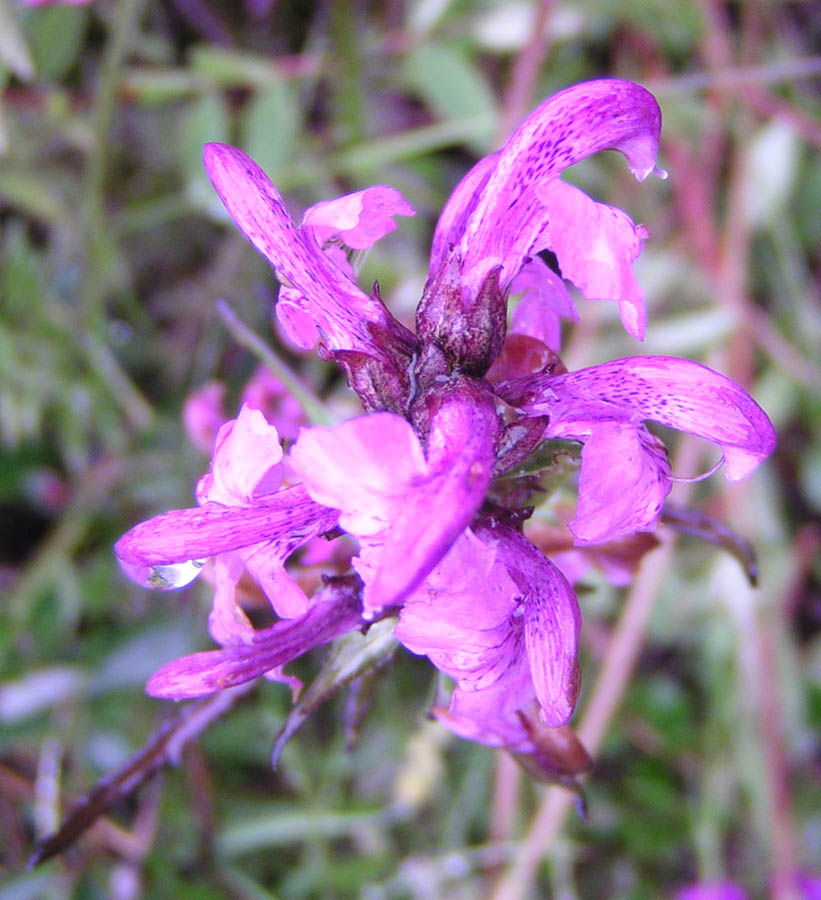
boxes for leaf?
[270,618,398,766]
[242,78,300,178]
[0,0,35,81]
[24,4,89,82]
[403,42,498,152]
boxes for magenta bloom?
[675,883,750,900]
[116,80,775,754]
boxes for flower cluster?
[116,80,775,767]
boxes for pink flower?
[116,80,775,756]
[674,883,749,900]
[497,356,776,543]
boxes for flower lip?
[114,485,340,588]
[428,78,663,341]
[203,143,402,358]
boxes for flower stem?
[215,300,334,426]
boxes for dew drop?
[117,556,208,590]
[146,559,207,589]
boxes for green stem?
[78,0,154,432]
[82,0,144,319]
[215,300,333,426]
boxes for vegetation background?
[0,1,818,898]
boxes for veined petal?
[291,413,429,537]
[536,180,649,340]
[570,422,671,544]
[146,576,364,698]
[115,484,339,588]
[302,186,415,250]
[397,530,535,719]
[430,152,498,274]
[203,143,392,355]
[489,525,582,727]
[292,383,499,613]
[432,706,535,751]
[198,404,283,506]
[456,79,662,297]
[509,257,579,352]
[501,356,777,480]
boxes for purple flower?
[116,79,775,754]
[674,883,750,900]
[496,355,776,544]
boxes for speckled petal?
[429,152,498,273]
[500,356,777,481]
[115,484,339,589]
[146,578,364,698]
[457,79,662,296]
[203,142,391,354]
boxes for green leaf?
[178,92,230,208]
[0,0,35,81]
[403,42,498,152]
[242,78,300,178]
[189,43,279,89]
[270,618,399,766]
[24,4,89,81]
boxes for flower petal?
[292,381,499,613]
[455,79,662,297]
[209,554,254,646]
[536,179,649,339]
[302,186,415,250]
[489,526,582,727]
[197,404,283,506]
[570,422,671,544]
[146,576,364,698]
[500,356,777,481]
[397,530,535,719]
[182,381,226,455]
[291,412,429,538]
[115,484,339,588]
[509,257,579,352]
[240,540,310,619]
[203,142,392,355]
[364,380,499,611]
[429,152,498,274]
[241,367,306,441]
[432,706,535,752]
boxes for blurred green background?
[0,1,818,898]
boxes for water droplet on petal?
[118,557,207,590]
[147,559,207,588]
